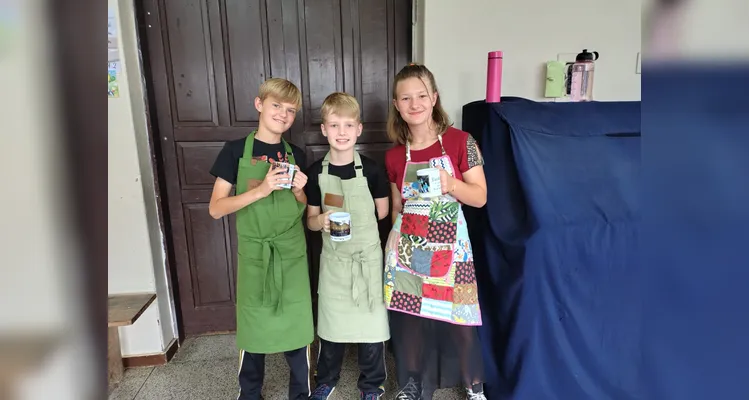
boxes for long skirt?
[388,309,485,397]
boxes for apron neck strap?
[405,134,445,162]
[244,130,257,157]
[321,152,330,175]
[353,151,364,178]
[244,130,296,164]
[282,138,295,164]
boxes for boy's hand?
[318,210,333,232]
[259,165,290,197]
[291,170,308,193]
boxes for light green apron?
[316,151,390,343]
[235,131,313,354]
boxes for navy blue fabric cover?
[463,97,641,399]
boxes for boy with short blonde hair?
[305,92,391,400]
[209,78,313,400]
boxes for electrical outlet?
[636,52,641,74]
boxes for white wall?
[416,0,641,128]
[108,0,178,356]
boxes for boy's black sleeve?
[210,140,241,185]
[290,144,307,169]
[304,160,322,207]
[369,158,391,199]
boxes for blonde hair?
[387,64,452,145]
[320,92,360,123]
[258,78,302,108]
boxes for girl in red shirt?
[383,64,488,400]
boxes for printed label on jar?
[329,212,352,242]
[416,168,442,198]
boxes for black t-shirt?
[305,155,390,207]
[209,136,307,185]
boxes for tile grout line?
[131,367,156,400]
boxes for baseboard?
[123,338,179,368]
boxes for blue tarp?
[464,98,642,399]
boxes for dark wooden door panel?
[358,0,390,125]
[176,142,224,188]
[183,203,236,306]
[163,0,220,126]
[302,0,345,123]
[224,0,268,124]
[142,0,411,334]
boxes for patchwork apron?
[235,131,314,353]
[317,151,390,343]
[384,135,482,326]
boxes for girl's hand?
[437,167,455,194]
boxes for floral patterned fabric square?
[430,250,452,276]
[453,240,472,262]
[427,221,457,244]
[452,304,481,325]
[402,182,419,199]
[401,213,429,237]
[422,283,453,302]
[453,283,479,305]
[456,213,471,241]
[384,285,393,305]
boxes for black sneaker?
[360,391,382,400]
[395,378,422,400]
[309,384,335,400]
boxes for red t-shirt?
[385,127,483,202]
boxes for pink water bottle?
[486,51,503,103]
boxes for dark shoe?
[395,378,422,400]
[309,384,335,400]
[360,391,382,400]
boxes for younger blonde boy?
[305,92,391,400]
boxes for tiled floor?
[109,334,464,400]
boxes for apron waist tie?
[351,252,376,310]
[260,239,284,314]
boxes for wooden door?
[140,0,411,335]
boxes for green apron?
[235,131,313,354]
[316,151,390,343]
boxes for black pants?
[238,346,310,400]
[315,339,387,395]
